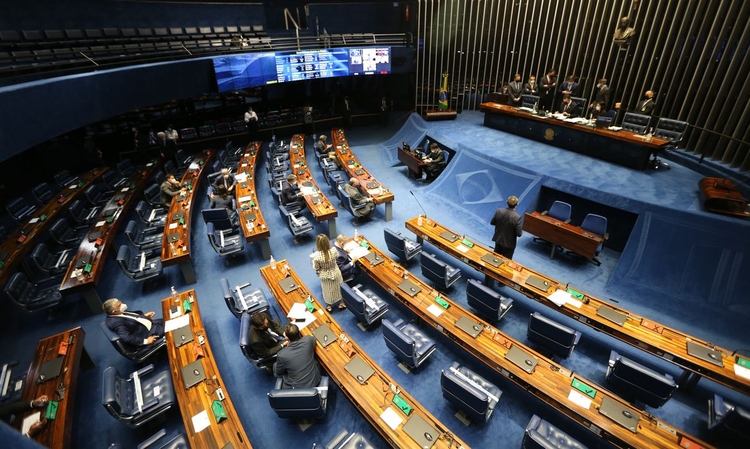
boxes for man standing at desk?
[160,174,185,207]
[490,196,522,259]
[103,298,164,348]
[635,90,656,115]
[591,79,610,110]
[273,324,321,388]
[508,74,524,107]
[539,69,558,111]
[249,312,288,373]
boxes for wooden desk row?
[161,150,215,284]
[404,216,750,397]
[260,260,468,449]
[60,162,162,313]
[330,128,395,221]
[354,234,711,449]
[162,289,251,448]
[397,147,427,179]
[522,211,605,260]
[236,142,271,260]
[0,167,107,287]
[289,133,338,237]
[15,327,94,449]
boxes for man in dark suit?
[0,395,49,436]
[273,324,321,389]
[556,95,580,117]
[103,298,164,350]
[636,90,655,115]
[508,74,524,107]
[490,195,522,259]
[591,78,610,110]
[539,69,557,111]
[559,75,579,97]
[343,178,375,222]
[249,312,288,372]
[423,142,446,182]
[160,174,185,207]
[211,168,236,193]
[333,234,361,280]
[280,174,305,210]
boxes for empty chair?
[324,428,377,449]
[328,170,347,192]
[527,312,582,359]
[3,272,64,312]
[124,220,162,252]
[606,350,677,408]
[117,159,137,176]
[466,279,514,321]
[267,376,330,419]
[279,205,313,238]
[84,183,110,205]
[152,171,165,187]
[219,277,269,319]
[142,184,162,208]
[135,201,167,230]
[441,361,502,423]
[239,311,278,369]
[67,199,100,226]
[116,244,163,283]
[521,94,540,109]
[179,127,197,140]
[383,228,422,263]
[163,160,184,179]
[206,222,244,257]
[101,170,128,191]
[651,118,688,170]
[201,208,235,231]
[533,200,573,255]
[175,149,192,168]
[49,217,86,247]
[567,213,608,266]
[382,318,436,369]
[101,364,176,428]
[99,321,165,364]
[707,394,750,441]
[29,242,72,278]
[523,414,588,449]
[6,196,38,222]
[621,112,651,134]
[31,182,55,204]
[420,252,461,289]
[54,169,78,188]
[570,96,588,112]
[340,283,389,327]
[108,428,189,449]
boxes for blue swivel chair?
[54,169,78,189]
[466,279,514,321]
[31,182,55,205]
[567,213,608,266]
[124,220,162,252]
[29,242,72,279]
[116,159,137,177]
[420,252,461,289]
[99,322,165,364]
[527,312,582,359]
[383,228,422,263]
[3,272,63,312]
[651,118,688,170]
[622,112,651,134]
[239,311,278,369]
[101,364,176,429]
[116,244,163,283]
[707,394,750,441]
[606,350,677,408]
[441,361,502,423]
[324,428,377,449]
[533,200,572,256]
[6,196,37,223]
[279,205,313,239]
[523,415,588,449]
[340,283,389,327]
[267,376,330,419]
[521,95,540,109]
[219,277,269,319]
[382,318,436,370]
[206,222,244,257]
[67,199,100,227]
[338,185,370,220]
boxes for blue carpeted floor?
[1,111,748,448]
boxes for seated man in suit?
[343,177,375,222]
[422,142,446,182]
[273,324,321,389]
[556,94,580,118]
[280,174,306,210]
[316,134,332,155]
[160,173,185,207]
[249,312,288,373]
[212,168,236,193]
[333,234,361,280]
[0,395,49,437]
[103,298,164,349]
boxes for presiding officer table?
[397,147,428,179]
[355,233,712,449]
[14,327,94,449]
[479,102,670,170]
[260,260,468,449]
[235,142,271,259]
[161,289,251,448]
[522,211,605,260]
[290,133,338,237]
[405,216,750,397]
[330,128,395,221]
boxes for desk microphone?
[409,191,428,217]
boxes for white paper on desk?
[189,162,200,170]
[68,185,77,190]
[165,313,190,332]
[168,222,178,229]
[146,162,153,167]
[300,186,315,195]
[95,220,106,227]
[121,187,130,192]
[734,363,750,380]
[70,268,83,279]
[343,241,360,252]
[427,304,444,318]
[366,189,380,195]
[21,412,41,436]
[549,290,572,307]
[348,246,370,261]
[29,218,40,224]
[567,298,583,308]
[235,173,247,182]
[238,195,252,203]
[456,244,470,254]
[380,406,403,430]
[568,390,592,410]
[192,410,211,433]
[287,303,317,330]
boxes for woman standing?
[312,234,345,312]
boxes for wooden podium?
[423,109,457,121]
[699,177,750,218]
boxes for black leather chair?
[201,208,234,231]
[440,361,502,423]
[53,169,78,189]
[101,170,128,191]
[606,350,677,408]
[651,118,688,170]
[116,244,163,283]
[3,272,63,312]
[5,196,37,223]
[239,311,277,369]
[466,279,514,321]
[267,376,330,419]
[279,205,313,239]
[382,318,436,370]
[340,282,389,327]
[521,94,540,109]
[107,428,188,449]
[99,322,165,364]
[527,312,582,359]
[101,364,176,428]
[31,182,55,205]
[116,158,137,176]
[67,199,100,226]
[383,228,422,263]
[325,428,377,449]
[29,242,72,278]
[570,96,588,113]
[135,201,167,230]
[142,184,162,208]
[707,394,750,441]
[522,414,588,449]
[124,220,162,252]
[84,183,111,205]
[622,112,651,134]
[420,252,461,289]
[219,277,269,319]
[206,222,244,257]
[48,217,86,248]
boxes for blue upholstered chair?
[116,158,137,177]
[135,201,167,230]
[124,220,162,252]
[622,112,651,134]
[340,283,389,327]
[420,252,461,289]
[29,242,72,278]
[523,414,588,449]
[527,312,582,359]
[101,364,176,428]
[441,361,502,423]
[707,394,750,441]
[382,318,436,369]
[521,94,540,109]
[651,118,688,170]
[239,311,278,369]
[279,204,313,238]
[107,428,188,449]
[31,182,55,205]
[67,199,100,227]
[206,222,244,257]
[142,184,162,208]
[84,183,111,205]
[99,321,165,364]
[466,279,514,321]
[116,244,163,283]
[3,272,63,312]
[267,376,330,419]
[219,277,269,319]
[53,169,78,189]
[606,350,677,408]
[5,196,37,223]
[201,207,235,231]
[570,96,588,113]
[48,217,86,247]
[325,428,377,449]
[328,170,347,193]
[533,201,573,254]
[383,228,422,263]
[567,213,608,266]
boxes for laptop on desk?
[363,251,384,267]
[599,396,639,433]
[398,280,422,297]
[439,231,459,242]
[403,413,440,449]
[455,316,483,338]
[181,359,206,389]
[312,324,338,348]
[344,355,375,385]
[278,277,299,294]
[38,357,64,383]
[172,325,194,348]
[525,275,551,292]
[686,341,724,367]
[596,306,627,327]
[481,253,504,268]
[167,232,180,243]
[505,345,538,374]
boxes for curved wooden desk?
[260,260,468,449]
[161,290,251,448]
[235,142,271,260]
[330,128,395,221]
[290,133,338,237]
[355,233,711,449]
[522,211,605,260]
[405,216,750,397]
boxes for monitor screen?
[213,52,277,92]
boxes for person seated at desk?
[327,151,342,169]
[316,134,332,155]
[249,312,288,373]
[212,168,236,193]
[160,174,185,207]
[0,395,49,437]
[422,142,446,182]
[333,234,361,280]
[343,178,375,222]
[210,185,239,226]
[273,324,321,389]
[103,298,164,349]
[556,95,580,118]
[281,174,306,211]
